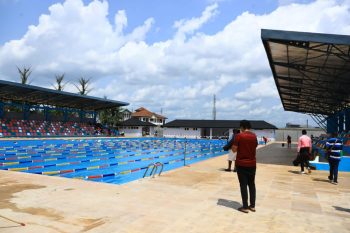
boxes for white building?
[121,109,132,121]
[118,118,156,137]
[131,107,166,126]
[163,120,277,142]
[275,127,325,142]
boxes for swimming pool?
[0,138,226,184]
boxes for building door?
[201,128,209,138]
[142,126,150,136]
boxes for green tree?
[75,77,91,95]
[99,97,124,126]
[17,66,32,84]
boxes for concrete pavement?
[0,143,349,233]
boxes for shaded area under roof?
[0,80,128,111]
[164,120,277,129]
[261,29,350,116]
[120,118,156,127]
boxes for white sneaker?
[299,171,306,174]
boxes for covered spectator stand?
[262,29,350,171]
[0,80,128,123]
[0,80,128,137]
[261,29,350,133]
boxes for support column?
[93,112,97,124]
[209,128,213,139]
[326,115,337,134]
[0,101,3,119]
[44,107,49,121]
[345,109,350,132]
[338,112,344,133]
[64,109,68,122]
[79,110,84,123]
[23,104,30,120]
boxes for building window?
[193,128,197,130]
[184,128,189,131]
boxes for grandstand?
[0,79,128,137]
[262,29,350,171]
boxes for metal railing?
[143,162,164,178]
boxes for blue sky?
[0,0,312,44]
[0,0,348,127]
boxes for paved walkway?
[0,143,349,233]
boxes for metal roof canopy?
[120,118,156,127]
[0,80,129,111]
[261,29,350,116]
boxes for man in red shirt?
[232,120,258,213]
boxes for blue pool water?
[0,138,226,184]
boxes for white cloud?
[114,10,127,35]
[174,3,218,41]
[235,77,278,100]
[1,0,350,127]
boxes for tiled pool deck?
[0,142,349,233]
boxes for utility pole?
[212,94,216,120]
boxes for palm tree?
[54,73,66,91]
[75,77,91,95]
[17,66,32,84]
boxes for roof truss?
[262,29,350,117]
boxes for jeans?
[329,158,340,182]
[237,166,256,208]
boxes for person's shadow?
[333,206,350,213]
[312,178,330,183]
[0,225,22,229]
[217,198,241,210]
[288,170,301,175]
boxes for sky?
[0,0,349,127]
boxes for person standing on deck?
[231,120,258,213]
[326,133,343,185]
[287,135,292,148]
[223,130,239,172]
[263,136,267,145]
[297,130,312,174]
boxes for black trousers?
[300,147,310,172]
[237,166,256,208]
[329,158,340,182]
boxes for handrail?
[152,162,164,178]
[143,163,155,178]
[143,162,164,178]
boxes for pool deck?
[1,142,350,233]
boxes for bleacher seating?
[0,119,99,137]
[312,131,350,157]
